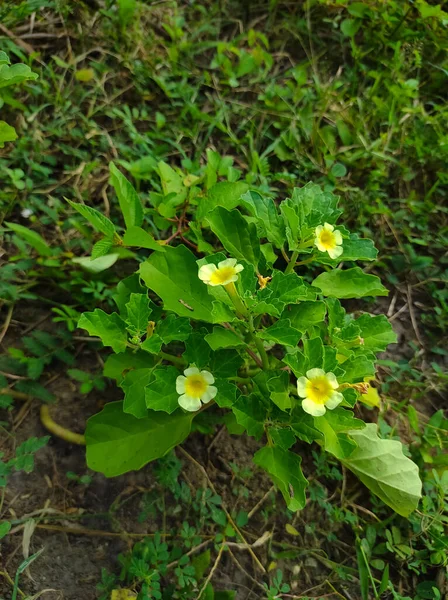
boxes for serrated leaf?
[122,368,153,418]
[0,121,17,147]
[104,351,153,381]
[109,162,143,228]
[157,313,192,343]
[125,293,151,338]
[197,181,249,220]
[209,349,244,377]
[86,401,194,477]
[139,245,223,323]
[355,314,397,352]
[122,226,165,251]
[241,190,285,248]
[78,309,127,353]
[5,222,52,256]
[312,268,389,299]
[232,395,266,438]
[285,301,326,331]
[267,371,292,411]
[342,424,422,516]
[253,446,308,511]
[156,161,187,217]
[91,237,113,260]
[206,206,260,267]
[260,319,302,348]
[317,234,378,264]
[205,327,245,350]
[183,331,211,368]
[214,378,238,408]
[253,271,317,317]
[145,366,180,413]
[67,199,116,237]
[314,408,365,459]
[339,355,376,383]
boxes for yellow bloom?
[296,368,343,417]
[176,367,217,412]
[314,223,343,259]
[198,258,244,287]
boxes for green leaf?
[0,520,11,540]
[214,378,238,408]
[355,314,397,352]
[155,161,187,217]
[91,237,113,260]
[67,199,116,237]
[253,446,308,511]
[258,319,301,347]
[145,366,180,414]
[253,271,317,317]
[241,190,285,248]
[206,207,260,267]
[317,234,378,265]
[183,331,211,369]
[291,408,323,444]
[339,355,376,383]
[0,121,17,147]
[5,222,52,256]
[114,273,147,315]
[72,253,119,273]
[122,368,153,418]
[0,62,38,89]
[314,408,365,459]
[139,245,221,323]
[122,226,165,252]
[267,371,292,411]
[209,349,244,377]
[125,293,151,338]
[157,314,192,343]
[341,18,361,37]
[232,395,266,438]
[141,335,163,354]
[285,301,326,332]
[197,181,249,220]
[103,351,153,381]
[312,268,389,299]
[86,401,194,477]
[205,327,245,350]
[109,162,143,228]
[342,424,422,516]
[78,309,127,353]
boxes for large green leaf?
[317,234,378,264]
[241,190,285,249]
[197,181,249,220]
[314,408,365,459]
[109,162,143,228]
[355,314,397,352]
[122,226,164,252]
[342,424,422,516]
[312,268,389,299]
[78,309,127,352]
[0,121,17,147]
[5,222,52,256]
[205,327,245,350]
[285,301,327,332]
[145,366,180,414]
[0,62,38,89]
[125,293,151,338]
[139,245,221,323]
[232,395,266,438]
[253,446,308,511]
[86,401,194,476]
[206,207,260,267]
[258,319,301,347]
[253,271,317,317]
[157,313,192,343]
[122,368,153,418]
[67,199,116,237]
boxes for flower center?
[210,266,236,285]
[185,375,208,398]
[305,376,333,404]
[319,230,336,249]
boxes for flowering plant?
[72,165,422,517]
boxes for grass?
[0,0,447,598]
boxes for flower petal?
[218,258,237,269]
[306,368,326,380]
[326,372,339,389]
[315,240,327,253]
[198,264,217,282]
[234,263,244,273]
[302,398,326,417]
[200,370,215,384]
[296,376,308,397]
[325,391,344,410]
[315,225,323,236]
[176,375,186,394]
[184,366,200,377]
[178,394,202,412]
[202,385,218,403]
[333,230,343,245]
[328,245,343,259]
[324,222,334,232]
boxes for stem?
[224,282,249,318]
[284,250,299,274]
[248,316,270,370]
[158,351,186,367]
[40,405,86,445]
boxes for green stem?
[284,250,299,274]
[229,376,252,384]
[224,282,249,318]
[248,316,270,370]
[158,351,186,367]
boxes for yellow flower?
[198,258,244,287]
[296,368,343,417]
[176,367,217,412]
[314,223,343,259]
